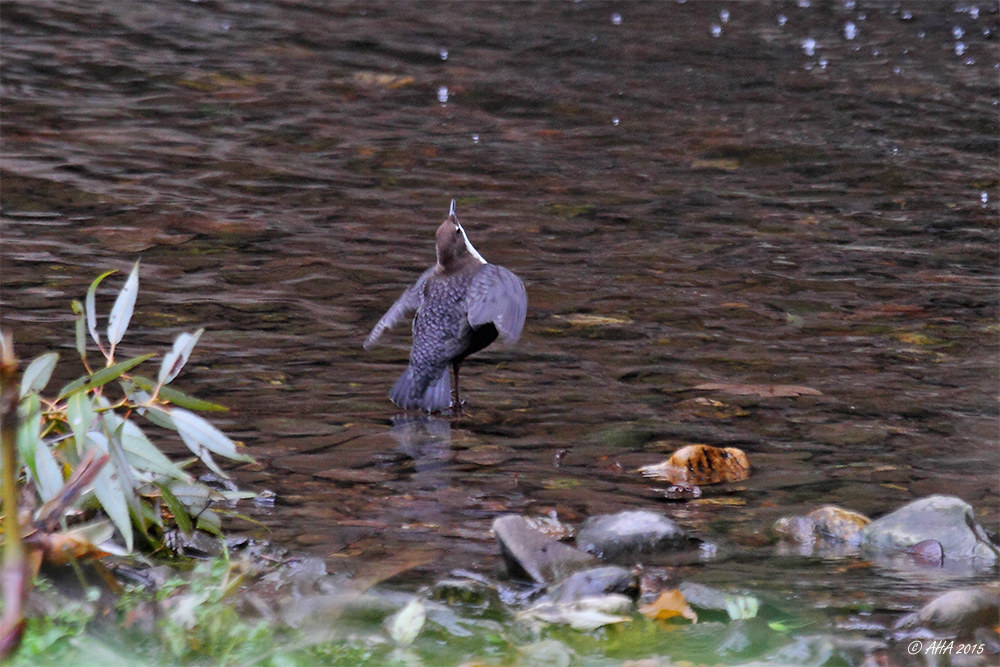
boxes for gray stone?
[575,510,692,562]
[860,495,998,563]
[547,566,638,603]
[493,515,597,584]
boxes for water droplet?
[918,31,926,38]
[472,134,479,144]
[437,86,448,104]
[844,0,855,9]
[777,14,788,26]
[970,6,980,19]
[872,48,880,57]
[612,117,620,126]
[711,24,722,38]
[893,65,902,74]
[611,13,622,25]
[955,41,966,56]
[981,191,988,203]
[965,57,975,65]
[901,10,912,20]
[720,9,730,23]
[844,21,857,40]
[819,57,828,69]
[440,48,448,60]
[802,38,817,56]
[953,26,964,39]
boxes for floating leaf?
[20,352,59,398]
[157,329,203,385]
[639,589,698,623]
[107,260,140,348]
[386,598,426,646]
[693,383,822,397]
[639,444,751,485]
[553,313,633,326]
[85,269,117,348]
[57,352,155,400]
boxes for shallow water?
[2,0,998,662]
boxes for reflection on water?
[1,0,998,651]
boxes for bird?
[364,200,527,412]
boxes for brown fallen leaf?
[693,383,822,397]
[639,444,750,485]
[639,589,697,623]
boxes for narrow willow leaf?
[158,329,203,386]
[195,509,221,535]
[99,403,192,482]
[57,352,154,400]
[72,300,87,361]
[86,269,117,348]
[16,394,43,479]
[156,482,194,535]
[20,352,59,398]
[107,260,140,347]
[92,461,134,552]
[33,439,64,503]
[168,483,216,515]
[66,391,96,452]
[143,404,178,430]
[132,376,228,412]
[170,408,249,477]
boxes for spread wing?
[364,267,435,349]
[466,263,527,343]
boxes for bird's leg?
[451,362,464,413]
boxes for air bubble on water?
[981,192,988,204]
[918,31,925,38]
[844,21,857,40]
[893,65,902,74]
[612,117,620,126]
[965,57,975,65]
[872,48,880,57]
[437,86,448,104]
[819,57,828,69]
[970,6,980,19]
[858,12,866,20]
[953,26,964,39]
[440,48,448,60]
[797,0,811,8]
[720,9,730,23]
[777,14,788,26]
[901,10,912,20]
[221,22,230,31]
[612,13,622,25]
[955,42,966,56]
[472,134,479,144]
[802,38,817,56]
[844,0,855,9]
[711,24,722,38]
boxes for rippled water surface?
[2,0,998,661]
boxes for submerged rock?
[575,510,693,562]
[774,505,871,547]
[860,495,998,563]
[895,583,1000,637]
[493,515,597,584]
[546,566,638,603]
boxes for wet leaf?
[554,313,633,326]
[386,598,426,646]
[352,71,415,89]
[108,260,140,347]
[57,352,155,400]
[519,595,632,631]
[20,352,59,398]
[37,520,114,566]
[693,383,823,397]
[639,589,697,623]
[158,329,204,386]
[86,269,117,348]
[639,444,751,485]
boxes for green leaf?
[98,404,193,482]
[89,444,135,552]
[107,260,140,348]
[158,329,203,386]
[16,394,42,479]
[132,375,228,412]
[157,482,194,535]
[33,438,64,502]
[169,407,250,477]
[195,509,222,535]
[66,392,97,452]
[71,300,87,361]
[20,352,59,398]
[57,352,154,400]
[86,269,117,349]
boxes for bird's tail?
[390,365,451,412]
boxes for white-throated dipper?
[365,201,527,412]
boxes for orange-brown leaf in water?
[693,383,822,397]
[33,532,110,566]
[638,589,697,623]
[638,444,750,485]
